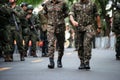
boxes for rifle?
[12,13,19,31]
[29,18,41,41]
[29,18,43,47]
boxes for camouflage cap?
[20,2,28,7]
[27,5,34,10]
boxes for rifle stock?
[12,13,19,31]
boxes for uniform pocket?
[86,25,96,39]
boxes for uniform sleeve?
[14,6,24,19]
[38,10,48,25]
[34,14,41,30]
[93,3,99,17]
[69,4,75,17]
[112,11,120,34]
[63,2,69,18]
[42,3,48,15]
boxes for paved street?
[0,48,120,80]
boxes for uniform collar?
[50,0,59,4]
[80,0,89,4]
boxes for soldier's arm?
[69,4,78,27]
[34,14,41,29]
[13,6,24,19]
[0,4,11,15]
[112,12,120,34]
[42,2,48,19]
[93,3,101,33]
[63,2,69,18]
[38,10,47,25]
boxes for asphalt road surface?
[0,48,120,80]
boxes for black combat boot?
[4,55,13,62]
[20,52,25,61]
[116,56,120,60]
[4,55,9,62]
[57,57,62,68]
[78,63,85,69]
[31,51,38,57]
[48,58,55,69]
[85,62,90,70]
[78,61,85,69]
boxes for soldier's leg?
[41,31,48,57]
[3,28,13,62]
[83,32,94,70]
[78,33,85,69]
[42,41,46,56]
[15,31,25,61]
[30,33,38,57]
[56,31,65,68]
[0,30,4,58]
[24,36,29,57]
[47,30,55,69]
[0,49,3,58]
[115,36,120,60]
[74,29,79,51]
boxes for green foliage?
[17,0,43,6]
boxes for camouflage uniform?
[0,0,13,61]
[20,2,29,57]
[74,27,79,51]
[43,0,69,68]
[38,8,48,57]
[112,6,120,60]
[8,3,25,61]
[69,0,98,69]
[26,5,41,57]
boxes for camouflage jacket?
[69,1,98,26]
[0,4,11,27]
[27,14,41,31]
[38,9,48,25]
[9,5,24,26]
[38,9,48,32]
[43,0,69,25]
[112,10,120,35]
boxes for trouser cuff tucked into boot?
[57,57,63,68]
[48,58,55,69]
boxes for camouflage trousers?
[9,25,24,54]
[74,28,79,50]
[47,24,65,58]
[29,31,38,52]
[23,36,29,53]
[22,27,30,53]
[77,24,96,63]
[115,35,120,57]
[0,25,12,55]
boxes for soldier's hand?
[72,21,78,27]
[26,14,31,19]
[97,28,101,34]
[11,9,17,15]
[31,26,34,29]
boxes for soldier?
[26,5,41,57]
[20,2,28,12]
[20,2,29,57]
[38,4,48,57]
[43,0,69,69]
[112,3,120,60]
[69,0,101,70]
[8,0,25,61]
[0,0,12,61]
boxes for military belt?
[80,22,92,26]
